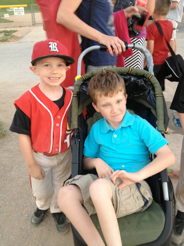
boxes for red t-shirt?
[146,20,173,65]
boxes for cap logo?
[48,42,59,52]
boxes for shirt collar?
[101,110,135,133]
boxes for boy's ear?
[66,66,71,71]
[29,66,38,75]
[92,102,100,112]
[125,94,128,103]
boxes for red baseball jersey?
[14,85,73,155]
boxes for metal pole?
[30,4,36,26]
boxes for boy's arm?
[170,1,179,9]
[18,134,45,180]
[135,145,175,180]
[146,40,154,55]
[83,156,114,178]
[145,0,155,15]
[145,39,154,67]
[111,145,175,189]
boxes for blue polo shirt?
[83,111,168,172]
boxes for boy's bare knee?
[58,185,78,210]
[90,179,110,199]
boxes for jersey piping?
[59,92,73,153]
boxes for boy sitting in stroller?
[58,70,175,246]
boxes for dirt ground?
[0,14,75,246]
[0,13,184,246]
[0,12,42,42]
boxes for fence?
[0,4,42,26]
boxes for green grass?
[0,121,6,138]
[0,5,40,18]
[0,17,13,23]
[0,30,17,42]
[0,0,36,4]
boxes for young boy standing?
[57,70,175,245]
[146,0,172,91]
[10,39,75,234]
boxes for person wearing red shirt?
[146,0,172,91]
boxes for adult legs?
[172,113,184,246]
[90,179,122,246]
[175,113,184,212]
[58,185,105,246]
[154,64,165,91]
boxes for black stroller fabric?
[72,68,169,132]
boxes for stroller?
[69,44,175,246]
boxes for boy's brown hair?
[88,69,126,105]
[155,0,171,16]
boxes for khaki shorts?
[64,174,153,218]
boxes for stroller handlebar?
[77,43,154,76]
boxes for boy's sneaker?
[31,208,48,226]
[52,212,69,234]
[172,217,184,246]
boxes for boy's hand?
[94,158,114,178]
[110,170,141,189]
[29,164,45,180]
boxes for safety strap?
[155,22,175,57]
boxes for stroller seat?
[90,201,165,245]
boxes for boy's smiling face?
[92,91,127,129]
[30,57,70,88]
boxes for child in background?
[10,39,75,234]
[146,0,172,91]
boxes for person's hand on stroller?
[57,0,126,57]
[99,35,126,56]
[110,170,141,190]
